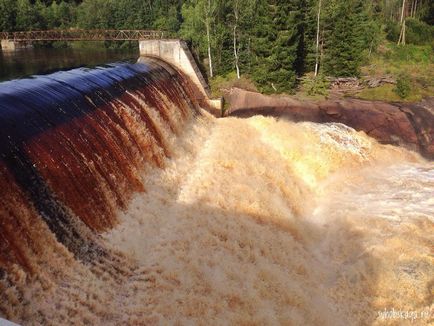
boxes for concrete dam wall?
[139,39,221,113]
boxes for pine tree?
[322,0,372,77]
[251,0,305,93]
[16,0,40,30]
[153,5,181,33]
[77,0,116,29]
[0,0,17,32]
[250,0,276,92]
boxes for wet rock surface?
[226,88,434,159]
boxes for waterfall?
[0,58,199,276]
[0,60,432,325]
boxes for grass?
[209,72,258,98]
[356,84,426,102]
[361,43,433,77]
[209,42,433,103]
[357,42,434,102]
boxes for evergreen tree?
[251,0,306,93]
[16,0,41,30]
[181,0,219,77]
[250,0,276,92]
[322,0,372,77]
[77,0,116,29]
[57,1,76,28]
[153,4,181,33]
[0,0,427,91]
[0,0,17,32]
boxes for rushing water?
[0,60,433,325]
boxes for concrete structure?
[1,40,16,51]
[139,39,222,113]
[0,35,222,113]
[0,39,32,51]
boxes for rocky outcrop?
[226,88,434,159]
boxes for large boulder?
[226,88,434,159]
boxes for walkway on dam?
[0,29,165,41]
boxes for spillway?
[0,60,433,325]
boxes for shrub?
[384,44,432,64]
[385,20,400,43]
[385,18,434,46]
[394,73,411,99]
[406,18,434,46]
[209,72,257,97]
[300,74,330,96]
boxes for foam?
[2,113,433,325]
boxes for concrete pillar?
[139,39,222,113]
[1,40,33,51]
[1,40,16,51]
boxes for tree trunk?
[398,0,406,45]
[368,38,374,57]
[314,0,322,77]
[233,0,240,79]
[320,28,324,70]
[247,37,251,73]
[206,21,213,77]
[206,0,213,77]
[402,19,406,45]
[233,26,240,79]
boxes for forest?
[0,0,433,94]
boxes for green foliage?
[0,0,17,31]
[357,84,419,102]
[384,44,433,63]
[77,0,115,29]
[180,0,209,61]
[77,0,181,31]
[394,73,411,98]
[250,0,306,94]
[43,1,76,29]
[405,18,434,45]
[322,0,377,77]
[419,0,434,25]
[385,20,400,43]
[0,0,431,98]
[209,71,257,97]
[300,73,330,96]
[16,0,41,30]
[153,6,180,32]
[360,42,433,102]
[387,18,434,45]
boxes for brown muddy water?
[0,57,433,325]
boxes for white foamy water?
[102,114,433,325]
[3,113,433,325]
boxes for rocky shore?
[225,88,434,160]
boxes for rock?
[226,88,434,159]
[365,76,396,88]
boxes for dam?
[0,31,221,112]
[0,46,433,325]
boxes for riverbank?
[223,88,434,160]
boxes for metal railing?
[0,29,165,41]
